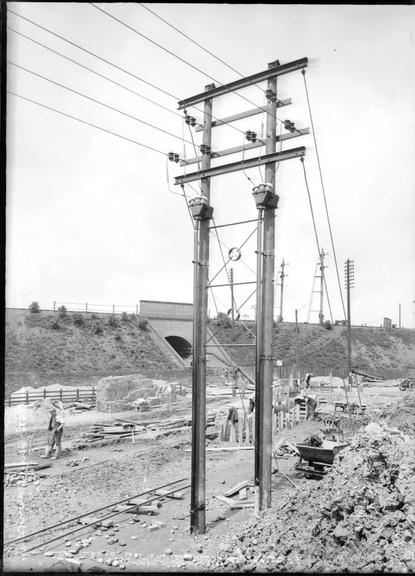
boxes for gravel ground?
[3,385,412,573]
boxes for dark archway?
[165,335,192,359]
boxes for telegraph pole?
[190,84,214,535]
[344,259,354,386]
[255,63,278,512]
[175,56,309,531]
[278,259,286,323]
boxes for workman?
[305,373,312,389]
[43,402,65,459]
[304,393,317,420]
[248,393,255,414]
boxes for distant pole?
[295,309,299,377]
[86,303,88,313]
[229,268,235,321]
[344,259,355,386]
[318,249,326,325]
[278,259,286,323]
[53,301,56,312]
[136,304,138,315]
[399,303,401,328]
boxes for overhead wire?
[138,2,261,89]
[90,3,225,88]
[88,3,300,136]
[137,1,304,137]
[7,27,184,120]
[8,60,194,146]
[7,8,179,101]
[302,69,346,321]
[8,9,266,145]
[8,90,168,157]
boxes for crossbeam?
[178,58,308,109]
[194,100,292,132]
[175,147,305,185]
[180,128,309,166]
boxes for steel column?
[346,259,352,387]
[319,249,326,325]
[255,208,263,479]
[190,84,214,535]
[255,66,277,513]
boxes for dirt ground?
[2,381,409,573]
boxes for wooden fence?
[218,399,309,446]
[7,387,96,407]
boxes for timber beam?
[194,100,292,132]
[180,128,309,166]
[178,58,308,109]
[175,146,305,185]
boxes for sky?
[6,3,415,327]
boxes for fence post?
[53,301,56,312]
[76,388,80,401]
[60,389,63,401]
[26,391,29,405]
[112,304,115,314]
[8,395,11,407]
[136,304,138,315]
[86,303,88,313]
[43,388,46,399]
[93,386,96,403]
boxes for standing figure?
[43,402,65,459]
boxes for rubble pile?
[4,472,41,488]
[379,393,415,436]
[210,421,415,573]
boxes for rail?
[4,477,189,552]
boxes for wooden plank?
[5,462,38,469]
[207,446,254,452]
[229,501,254,509]
[224,480,252,498]
[177,57,308,109]
[194,100,292,132]
[215,494,235,506]
[181,128,309,165]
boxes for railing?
[53,302,139,314]
[7,387,96,407]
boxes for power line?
[90,3,225,88]
[10,7,303,163]
[8,10,251,142]
[7,27,184,120]
[9,61,194,146]
[7,90,168,157]
[88,3,296,134]
[139,3,258,86]
[302,69,346,321]
[8,8,179,101]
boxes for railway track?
[4,477,190,554]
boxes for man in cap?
[43,400,65,459]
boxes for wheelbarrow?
[295,440,347,479]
